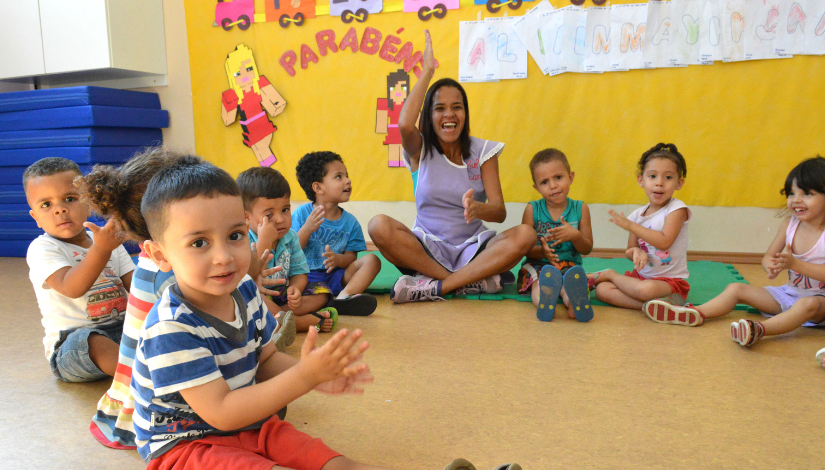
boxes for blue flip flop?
[537,265,563,321]
[564,265,593,322]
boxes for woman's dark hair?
[783,156,825,197]
[141,161,239,242]
[77,147,200,242]
[638,143,687,178]
[295,151,343,202]
[419,78,471,161]
[386,69,409,112]
[237,167,291,210]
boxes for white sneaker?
[390,275,444,303]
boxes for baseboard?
[364,242,763,265]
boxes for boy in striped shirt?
[132,161,384,470]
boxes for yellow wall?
[186,0,825,209]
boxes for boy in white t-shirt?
[24,157,135,382]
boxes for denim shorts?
[49,322,123,383]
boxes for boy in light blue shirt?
[294,151,380,317]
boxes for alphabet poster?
[699,0,724,63]
[459,20,490,82]
[744,0,784,61]
[722,0,745,61]
[669,0,705,65]
[645,0,682,68]
[540,9,566,75]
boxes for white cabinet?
[0,0,167,88]
[0,1,46,78]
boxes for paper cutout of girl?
[376,69,410,168]
[221,44,287,167]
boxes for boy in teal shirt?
[520,149,594,323]
[238,167,337,334]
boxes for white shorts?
[761,284,825,327]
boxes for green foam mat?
[360,253,752,310]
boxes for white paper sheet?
[645,0,680,68]
[804,0,825,54]
[511,0,556,75]
[776,0,807,55]
[584,6,614,72]
[744,0,784,60]
[669,0,705,65]
[559,6,589,73]
[540,9,566,76]
[459,21,489,82]
[609,3,648,71]
[483,16,528,80]
[721,0,746,61]
[698,0,723,63]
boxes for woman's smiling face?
[431,86,465,145]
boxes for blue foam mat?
[0,211,34,222]
[0,106,169,132]
[0,147,142,166]
[0,190,29,205]
[0,128,162,150]
[0,86,160,113]
[0,164,101,185]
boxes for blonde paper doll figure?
[221,44,287,167]
[376,69,410,168]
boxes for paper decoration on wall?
[583,5,613,72]
[329,0,383,23]
[512,0,556,74]
[474,0,527,15]
[669,0,705,65]
[216,0,255,31]
[458,18,526,81]
[609,3,647,70]
[221,44,287,167]
[280,27,436,78]
[376,69,409,167]
[266,0,317,27]
[456,0,825,82]
[403,0,460,21]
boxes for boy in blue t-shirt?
[133,161,379,469]
[238,167,337,334]
[293,151,380,316]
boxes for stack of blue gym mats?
[0,86,168,257]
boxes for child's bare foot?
[295,309,336,333]
[587,269,615,287]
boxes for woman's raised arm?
[399,30,436,168]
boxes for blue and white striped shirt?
[131,276,276,462]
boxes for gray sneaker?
[390,275,444,303]
[458,272,513,295]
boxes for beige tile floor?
[1,257,823,470]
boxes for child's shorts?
[761,285,825,327]
[269,282,331,306]
[626,269,691,304]
[147,416,342,470]
[49,322,123,383]
[518,260,579,293]
[307,268,346,297]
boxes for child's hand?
[254,249,287,296]
[303,205,325,234]
[463,189,481,224]
[547,218,579,246]
[423,30,435,73]
[287,286,302,309]
[315,363,374,395]
[608,209,633,231]
[322,245,340,273]
[773,243,796,271]
[257,217,278,249]
[299,327,370,387]
[84,218,125,252]
[539,237,559,262]
[627,247,648,272]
